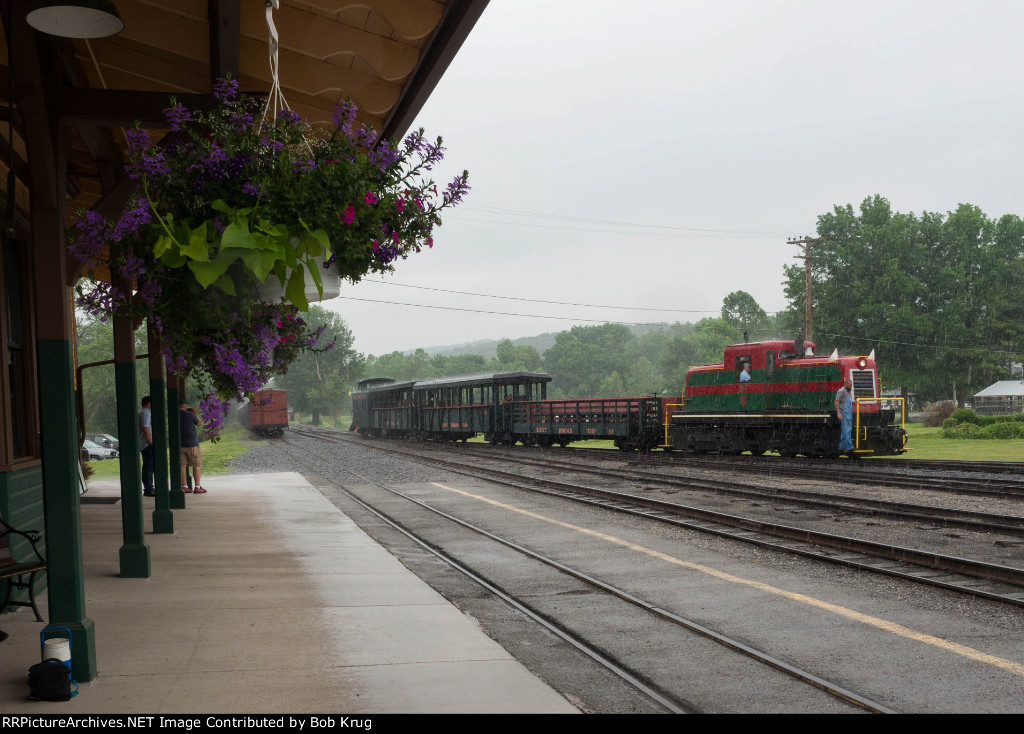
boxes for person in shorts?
[179,397,206,494]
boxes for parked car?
[86,433,119,450]
[81,439,119,461]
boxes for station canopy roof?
[0,0,486,220]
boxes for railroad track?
[440,445,1024,538]
[291,426,1024,608]
[567,446,1024,498]
[278,430,894,714]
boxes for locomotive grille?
[851,369,876,399]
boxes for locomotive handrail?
[854,397,905,451]
[662,402,684,448]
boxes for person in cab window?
[739,364,752,382]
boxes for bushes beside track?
[941,410,1024,439]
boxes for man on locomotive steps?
[835,377,855,453]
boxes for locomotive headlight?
[857,358,867,369]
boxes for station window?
[2,239,37,461]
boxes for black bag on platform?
[27,658,73,702]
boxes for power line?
[360,279,722,314]
[819,332,1022,357]
[445,213,786,239]
[460,204,796,237]
[335,296,684,325]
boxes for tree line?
[784,195,1024,405]
[77,194,1023,434]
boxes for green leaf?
[153,233,175,260]
[213,272,237,296]
[180,221,210,262]
[221,221,257,250]
[235,248,281,283]
[188,257,234,288]
[305,255,324,295]
[286,265,309,310]
[159,248,187,269]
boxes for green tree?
[272,307,364,425]
[783,195,1024,405]
[542,324,636,396]
[495,339,543,372]
[721,290,770,339]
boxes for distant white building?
[973,381,1024,416]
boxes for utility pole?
[788,236,818,342]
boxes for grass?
[469,423,1023,461]
[887,422,1024,462]
[292,415,352,430]
[85,424,257,480]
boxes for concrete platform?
[0,473,578,714]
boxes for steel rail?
[280,431,892,714]
[454,447,1024,538]
[293,427,1024,607]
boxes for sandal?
[193,486,207,494]
[182,486,193,493]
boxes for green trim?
[149,374,173,533]
[36,339,97,681]
[0,464,45,610]
[166,382,185,510]
[114,361,151,578]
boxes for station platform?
[0,473,578,714]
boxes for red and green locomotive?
[668,338,907,457]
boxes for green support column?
[167,372,185,510]
[113,307,150,577]
[37,340,97,681]
[148,329,173,532]
[17,8,97,680]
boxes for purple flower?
[164,102,193,132]
[213,77,239,103]
[364,192,378,205]
[276,109,301,125]
[443,171,471,206]
[357,124,377,149]
[331,100,358,128]
[242,180,261,197]
[293,156,316,174]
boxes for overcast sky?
[323,0,1024,357]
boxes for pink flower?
[391,232,400,244]
[426,237,433,248]
[277,320,283,327]
[342,205,355,225]
[372,240,379,254]
[415,199,423,210]
[396,199,405,212]
[364,192,378,205]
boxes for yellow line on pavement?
[432,481,1024,676]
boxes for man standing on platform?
[179,397,206,494]
[139,396,155,497]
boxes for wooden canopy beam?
[208,0,241,82]
[57,88,218,128]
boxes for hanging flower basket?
[72,77,469,429]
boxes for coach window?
[735,356,751,375]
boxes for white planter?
[255,239,340,304]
